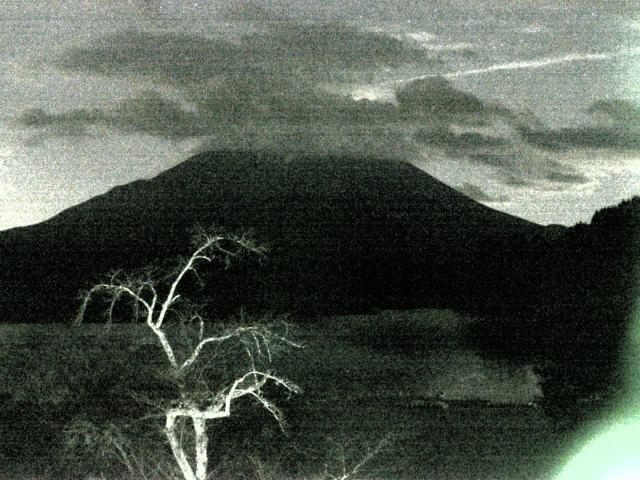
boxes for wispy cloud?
[442,48,640,79]
[364,47,640,92]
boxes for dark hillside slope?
[472,196,639,417]
[0,150,540,323]
[479,196,639,353]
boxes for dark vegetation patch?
[469,197,639,425]
[1,320,570,480]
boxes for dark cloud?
[54,25,437,86]
[456,182,508,203]
[517,125,640,151]
[414,126,511,150]
[15,107,105,136]
[15,92,205,140]
[586,99,640,127]
[397,77,486,117]
[197,122,417,159]
[43,25,439,149]
[54,31,241,86]
[43,27,519,147]
[20,25,439,149]
[111,93,207,139]
[467,149,591,189]
[467,154,538,187]
[502,174,535,188]
[241,23,439,74]
[16,108,99,127]
[544,170,590,184]
[517,99,640,151]
[206,79,394,129]
[395,77,525,132]
[14,85,411,157]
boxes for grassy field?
[0,309,587,479]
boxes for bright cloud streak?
[441,47,640,79]
[346,48,640,102]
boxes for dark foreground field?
[0,310,589,479]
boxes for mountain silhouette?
[0,150,542,323]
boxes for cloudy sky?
[1,0,639,230]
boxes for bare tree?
[75,228,301,480]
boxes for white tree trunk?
[165,409,216,480]
[165,413,198,480]
[193,416,209,480]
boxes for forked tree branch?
[180,325,302,371]
[74,231,267,368]
[155,231,263,329]
[164,369,299,480]
[165,370,300,422]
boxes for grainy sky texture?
[1,0,639,229]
